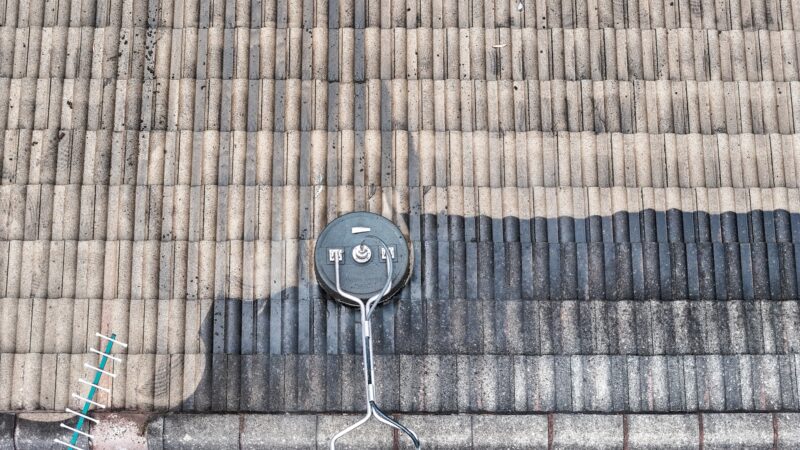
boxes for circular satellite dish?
[314,212,412,307]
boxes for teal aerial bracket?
[54,332,127,450]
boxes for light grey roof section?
[0,413,780,449]
[627,414,699,449]
[471,415,548,449]
[7,412,799,449]
[777,413,800,448]
[241,414,318,450]
[552,414,623,449]
[703,413,775,450]
[162,414,239,450]
[315,414,395,449]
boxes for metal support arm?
[329,239,421,450]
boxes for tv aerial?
[314,212,419,449]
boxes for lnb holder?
[314,212,420,449]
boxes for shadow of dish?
[173,208,800,414]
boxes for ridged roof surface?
[0,0,799,427]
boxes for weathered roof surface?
[4,411,800,449]
[1,0,800,446]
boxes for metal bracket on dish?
[329,238,421,450]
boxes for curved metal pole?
[329,239,420,449]
[329,300,372,450]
